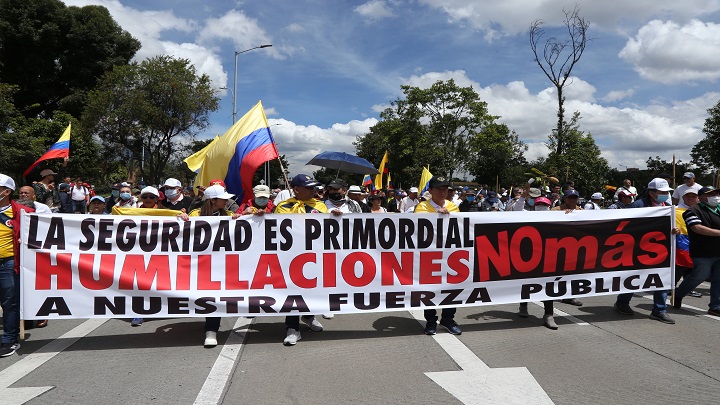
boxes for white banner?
[20,207,674,319]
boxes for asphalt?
[1,284,719,405]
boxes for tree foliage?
[538,112,609,196]
[355,80,524,189]
[0,0,140,118]
[691,98,720,175]
[530,5,589,156]
[83,56,219,185]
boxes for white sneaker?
[301,316,323,332]
[204,331,217,347]
[322,313,335,319]
[284,328,301,346]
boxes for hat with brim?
[348,185,362,194]
[428,176,450,189]
[682,188,699,197]
[140,186,160,197]
[252,184,271,198]
[89,196,106,204]
[203,184,235,200]
[0,174,16,191]
[290,174,319,188]
[648,178,673,192]
[528,188,542,198]
[698,186,717,196]
[40,169,57,178]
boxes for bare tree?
[530,5,589,156]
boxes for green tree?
[356,79,510,188]
[0,0,140,118]
[540,112,609,196]
[252,155,291,189]
[467,122,528,186]
[83,56,219,185]
[691,98,720,178]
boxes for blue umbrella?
[307,151,379,175]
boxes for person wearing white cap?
[161,178,191,212]
[672,172,702,206]
[399,187,419,213]
[136,186,161,209]
[346,185,370,212]
[177,185,240,347]
[614,178,679,324]
[0,174,35,357]
[238,184,275,215]
[583,192,604,210]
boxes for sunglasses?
[141,195,157,200]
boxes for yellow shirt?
[414,200,460,213]
[0,207,13,258]
[273,198,328,214]
[188,208,234,217]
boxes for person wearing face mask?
[510,180,542,211]
[674,186,720,316]
[238,184,275,215]
[614,178,677,324]
[324,179,362,214]
[115,185,137,208]
[458,190,477,212]
[160,178,191,212]
[480,191,502,211]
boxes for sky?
[62,0,720,180]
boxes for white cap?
[648,178,673,192]
[163,178,182,188]
[591,192,603,200]
[140,186,160,197]
[682,188,699,197]
[409,187,419,193]
[253,184,271,198]
[348,185,362,194]
[203,184,234,200]
[0,174,16,191]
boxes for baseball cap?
[348,185,362,194]
[290,174,319,188]
[647,178,673,192]
[140,186,160,197]
[682,188,699,197]
[40,169,57,178]
[163,178,182,188]
[564,189,580,197]
[698,186,717,196]
[252,184,271,198]
[682,172,695,179]
[534,197,552,206]
[203,184,235,200]
[618,189,635,197]
[0,174,16,191]
[209,179,226,188]
[408,187,419,193]
[428,176,450,189]
[327,178,348,189]
[89,196,106,203]
[591,192,603,200]
[111,183,121,190]
[528,188,542,198]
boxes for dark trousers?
[424,308,456,323]
[0,258,20,344]
[285,315,315,330]
[205,317,220,332]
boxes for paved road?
[1,284,718,405]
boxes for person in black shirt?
[161,178,192,212]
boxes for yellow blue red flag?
[23,123,71,177]
[419,166,433,194]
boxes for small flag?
[23,123,71,177]
[386,172,392,189]
[374,150,388,190]
[363,174,375,191]
[419,166,433,194]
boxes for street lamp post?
[232,44,272,123]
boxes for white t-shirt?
[325,199,352,213]
[71,184,89,201]
[399,197,419,213]
[33,201,52,214]
[672,183,702,200]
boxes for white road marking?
[193,317,253,405]
[0,318,108,404]
[639,289,720,321]
[410,310,554,404]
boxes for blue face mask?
[255,197,269,207]
[528,198,536,207]
[165,188,179,199]
[466,195,475,202]
[656,194,669,203]
[120,192,131,201]
[111,190,120,197]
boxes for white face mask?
[706,196,720,207]
[535,205,550,211]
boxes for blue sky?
[63,0,720,178]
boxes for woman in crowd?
[368,194,387,213]
[178,185,240,347]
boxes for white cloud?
[602,88,636,102]
[161,42,227,89]
[354,0,394,21]
[417,0,720,39]
[268,118,379,175]
[619,19,720,83]
[197,10,283,59]
[285,23,305,33]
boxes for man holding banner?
[414,176,462,336]
[274,174,328,345]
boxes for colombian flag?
[374,150,388,191]
[362,174,375,191]
[675,207,692,268]
[23,123,71,177]
[184,135,220,172]
[196,101,279,202]
[419,166,433,194]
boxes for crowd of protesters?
[1,168,719,353]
